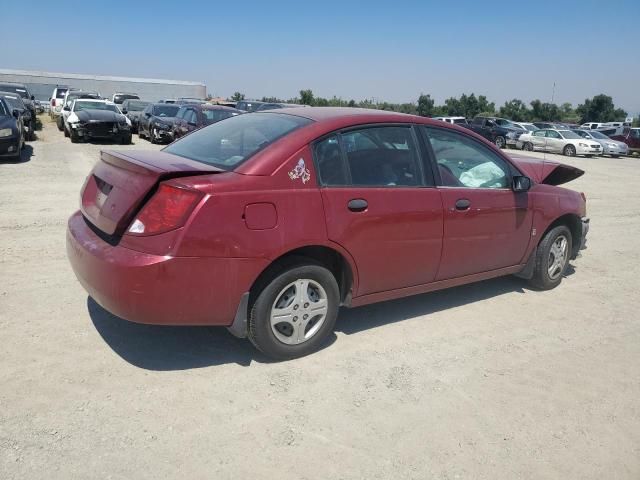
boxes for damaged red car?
[67,108,589,359]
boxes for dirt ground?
[1,118,639,479]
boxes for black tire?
[529,225,572,290]
[57,116,64,131]
[584,154,593,158]
[120,134,132,145]
[563,144,576,157]
[495,136,506,149]
[248,260,340,360]
[524,142,534,151]
[64,126,69,138]
[611,155,620,158]
[27,122,36,141]
[70,130,80,143]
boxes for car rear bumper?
[66,210,267,326]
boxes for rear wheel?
[524,142,534,151]
[248,261,339,359]
[495,136,506,149]
[563,144,576,157]
[529,225,572,290]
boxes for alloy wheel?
[547,234,569,280]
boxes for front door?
[314,126,444,296]
[422,126,533,280]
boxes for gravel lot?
[1,117,639,479]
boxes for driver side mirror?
[12,109,20,119]
[31,95,35,101]
[63,106,70,111]
[144,112,151,117]
[121,109,128,114]
[512,175,532,192]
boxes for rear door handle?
[348,199,368,212]
[455,199,471,211]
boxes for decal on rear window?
[288,158,311,184]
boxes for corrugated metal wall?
[0,70,207,102]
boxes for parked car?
[58,90,101,131]
[121,99,150,133]
[0,96,24,160]
[112,92,140,104]
[580,122,605,130]
[0,92,31,142]
[609,127,640,155]
[176,97,207,105]
[518,129,602,156]
[432,116,468,125]
[64,99,131,144]
[235,100,266,112]
[466,116,520,148]
[157,99,177,104]
[66,108,589,359]
[172,104,241,139]
[505,122,539,148]
[572,129,628,157]
[49,86,69,119]
[0,82,36,140]
[138,103,181,143]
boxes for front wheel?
[248,261,340,359]
[57,116,64,131]
[529,225,572,290]
[495,136,506,149]
[70,130,80,143]
[563,144,576,157]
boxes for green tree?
[499,99,529,121]
[231,92,245,101]
[575,94,627,123]
[299,89,315,106]
[417,94,435,117]
[529,100,560,121]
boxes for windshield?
[0,94,25,109]
[74,101,120,113]
[126,100,149,111]
[153,105,180,117]
[164,113,311,170]
[589,131,609,139]
[0,99,9,116]
[559,130,581,139]
[114,94,139,103]
[0,85,29,99]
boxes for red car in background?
[67,108,589,359]
[172,104,242,140]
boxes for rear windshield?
[153,105,180,117]
[164,112,311,170]
[55,89,68,99]
[114,94,139,103]
[0,85,29,98]
[126,100,149,111]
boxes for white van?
[49,86,69,119]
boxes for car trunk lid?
[81,150,222,235]
[509,155,584,186]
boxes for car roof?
[273,106,421,123]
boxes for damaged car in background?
[65,99,131,144]
[121,99,150,133]
[67,108,590,359]
[138,103,181,144]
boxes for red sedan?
[67,108,589,359]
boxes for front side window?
[546,130,561,139]
[164,112,311,170]
[424,127,511,189]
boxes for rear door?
[422,126,533,280]
[314,125,444,297]
[545,130,563,153]
[531,129,548,150]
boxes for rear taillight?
[127,184,203,236]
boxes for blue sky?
[2,0,639,113]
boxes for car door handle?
[455,199,471,211]
[347,199,368,212]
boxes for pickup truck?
[466,116,519,149]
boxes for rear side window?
[164,112,311,170]
[423,127,511,189]
[314,126,425,187]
